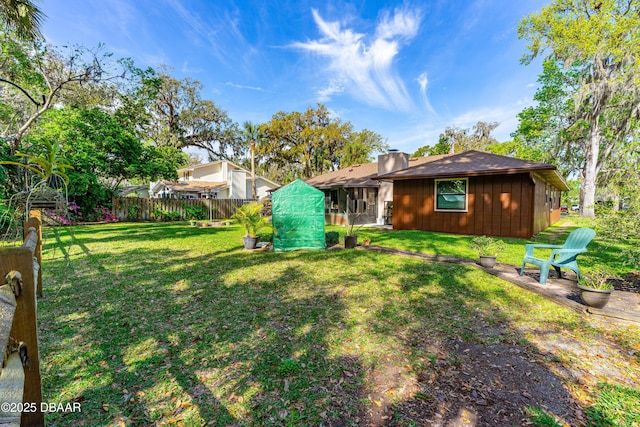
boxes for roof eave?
[373,167,558,181]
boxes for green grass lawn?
[39,220,639,426]
[339,215,639,277]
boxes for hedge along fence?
[111,197,256,222]
[0,213,44,426]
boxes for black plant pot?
[479,255,497,268]
[577,284,613,309]
[344,235,358,249]
[243,236,258,250]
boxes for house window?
[435,178,468,212]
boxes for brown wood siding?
[550,191,561,224]
[532,174,549,235]
[393,174,536,238]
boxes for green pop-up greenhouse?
[272,179,326,252]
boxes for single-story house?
[373,150,569,238]
[149,160,279,200]
[306,151,447,225]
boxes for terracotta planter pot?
[479,255,497,268]
[577,284,613,309]
[344,235,358,249]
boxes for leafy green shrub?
[579,269,615,291]
[596,203,639,241]
[127,205,140,220]
[325,231,340,246]
[0,201,20,239]
[470,235,505,256]
[164,211,181,221]
[259,232,273,243]
[185,205,207,220]
[152,207,181,222]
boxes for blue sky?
[41,0,547,155]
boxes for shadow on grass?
[38,222,638,426]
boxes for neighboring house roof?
[117,185,148,197]
[253,175,281,188]
[156,180,228,193]
[374,150,570,191]
[306,155,448,189]
[177,159,243,174]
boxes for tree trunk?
[250,139,256,199]
[581,122,600,218]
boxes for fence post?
[24,212,42,298]
[0,248,44,426]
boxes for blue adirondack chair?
[520,227,596,284]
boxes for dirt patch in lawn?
[381,338,585,426]
[354,312,640,427]
[354,325,588,426]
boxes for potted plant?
[232,202,268,249]
[470,235,505,268]
[577,270,615,309]
[344,211,364,249]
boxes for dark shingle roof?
[162,180,228,192]
[306,155,447,189]
[374,150,569,190]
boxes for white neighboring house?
[149,160,279,200]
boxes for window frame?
[434,177,469,212]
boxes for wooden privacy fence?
[112,197,255,221]
[0,214,43,426]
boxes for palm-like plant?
[0,0,46,41]
[232,202,267,237]
[0,140,73,184]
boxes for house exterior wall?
[244,177,274,200]
[376,151,408,224]
[392,173,543,238]
[377,181,393,224]
[531,173,562,235]
[217,188,230,199]
[190,163,224,181]
[255,178,274,200]
[229,170,247,198]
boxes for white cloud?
[292,6,422,112]
[449,97,534,141]
[416,72,436,115]
[317,80,345,101]
[225,82,269,92]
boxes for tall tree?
[149,69,243,161]
[260,104,385,182]
[242,121,261,199]
[0,0,45,41]
[0,26,126,154]
[511,59,579,172]
[26,107,186,211]
[518,0,640,218]
[412,121,499,157]
[340,129,387,168]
